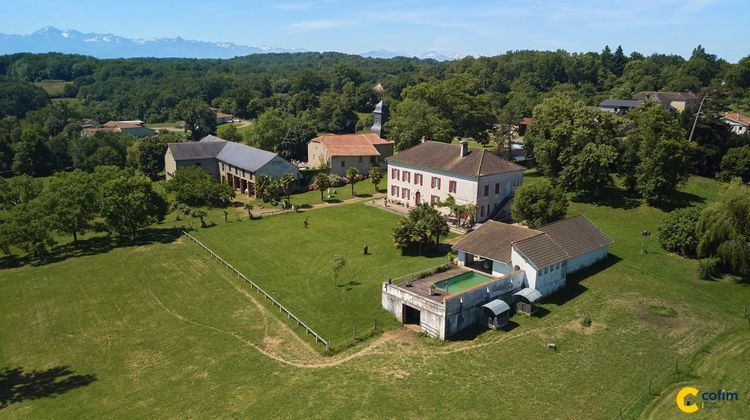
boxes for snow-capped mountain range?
[0,26,302,59]
[0,27,460,61]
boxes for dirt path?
[143,279,563,370]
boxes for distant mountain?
[0,26,304,59]
[0,27,462,61]
[359,49,462,61]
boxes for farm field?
[1,176,748,418]
[32,80,71,97]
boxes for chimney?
[459,139,469,157]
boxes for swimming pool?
[434,271,494,294]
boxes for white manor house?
[386,140,525,222]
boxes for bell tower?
[370,100,388,138]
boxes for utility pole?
[688,95,708,142]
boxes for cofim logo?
[676,386,740,413]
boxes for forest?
[0,46,748,179]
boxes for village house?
[386,140,525,222]
[164,135,299,196]
[308,133,394,176]
[632,91,699,113]
[721,112,750,135]
[382,216,612,339]
[81,120,155,138]
[307,100,393,176]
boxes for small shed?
[513,288,542,315]
[481,299,511,330]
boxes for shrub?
[657,207,700,256]
[698,257,721,280]
[580,316,592,327]
[718,145,750,182]
[327,174,347,187]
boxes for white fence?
[182,230,330,351]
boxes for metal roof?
[482,299,511,315]
[599,99,642,108]
[215,140,278,173]
[513,288,542,303]
[168,141,226,160]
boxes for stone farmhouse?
[164,135,299,196]
[307,100,394,176]
[308,133,394,176]
[382,215,612,339]
[632,91,699,113]
[387,140,525,222]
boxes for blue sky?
[1,0,748,61]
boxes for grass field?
[190,203,451,350]
[250,180,381,208]
[33,80,71,97]
[1,176,748,418]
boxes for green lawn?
[190,203,451,350]
[33,80,71,97]
[252,180,381,208]
[144,121,185,129]
[1,176,748,418]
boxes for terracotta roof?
[632,91,699,102]
[453,221,542,263]
[311,133,393,157]
[723,112,750,126]
[388,141,525,177]
[537,215,613,259]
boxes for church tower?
[370,100,388,138]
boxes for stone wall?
[442,271,524,338]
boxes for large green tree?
[100,172,167,237]
[44,169,99,245]
[247,108,287,151]
[385,98,452,151]
[176,98,216,140]
[627,102,691,206]
[511,179,568,228]
[0,175,43,210]
[696,179,750,278]
[12,123,49,176]
[526,95,623,198]
[166,166,234,207]
[718,145,750,182]
[1,198,56,259]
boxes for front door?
[415,192,421,205]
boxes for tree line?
[1,45,749,162]
[0,167,167,259]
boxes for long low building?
[382,215,612,339]
[165,135,300,195]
